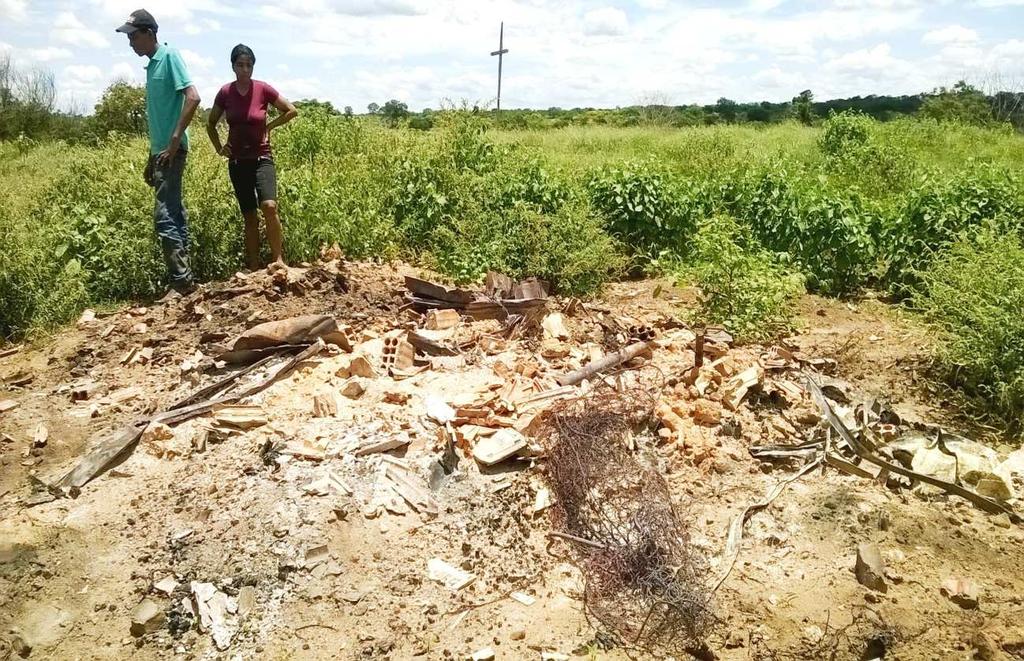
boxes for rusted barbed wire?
[539,383,713,656]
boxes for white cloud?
[180,48,214,70]
[27,47,74,63]
[90,0,233,24]
[329,0,425,16]
[54,11,110,48]
[752,66,803,91]
[22,0,1024,112]
[0,0,27,22]
[990,38,1024,59]
[110,61,143,82]
[64,64,105,83]
[269,0,424,17]
[184,17,223,34]
[825,43,901,72]
[923,25,979,45]
[583,7,629,36]
[832,0,922,7]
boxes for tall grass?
[2,111,1024,343]
[4,110,1024,425]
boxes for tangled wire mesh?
[539,384,714,656]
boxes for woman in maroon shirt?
[206,44,298,270]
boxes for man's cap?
[115,9,158,34]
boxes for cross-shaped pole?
[490,21,508,112]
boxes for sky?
[1,0,1023,113]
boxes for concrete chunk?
[855,543,887,593]
[130,598,165,637]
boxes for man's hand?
[156,135,181,167]
[219,143,231,158]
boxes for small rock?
[237,586,256,618]
[312,392,338,417]
[725,630,745,648]
[941,577,979,609]
[152,576,178,596]
[855,543,887,593]
[340,378,365,399]
[991,513,1012,529]
[8,632,30,658]
[348,356,376,378]
[471,647,495,661]
[509,630,525,641]
[130,598,165,637]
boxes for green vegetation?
[685,216,804,342]
[914,230,1024,429]
[3,104,1024,427]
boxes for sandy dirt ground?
[1,261,1022,661]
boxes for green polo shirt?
[145,43,192,155]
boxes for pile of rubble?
[4,261,1023,659]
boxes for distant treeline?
[482,89,1023,130]
[3,47,1023,144]
[300,84,1024,132]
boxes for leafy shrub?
[429,199,623,295]
[388,155,460,247]
[819,110,873,156]
[684,215,803,342]
[587,162,701,258]
[881,166,1024,297]
[913,230,1024,426]
[722,166,876,296]
[491,155,569,215]
[819,111,915,196]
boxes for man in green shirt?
[116,9,201,293]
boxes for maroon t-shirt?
[214,80,280,160]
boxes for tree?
[380,99,409,127]
[0,54,57,140]
[919,81,993,126]
[367,102,380,115]
[343,105,353,117]
[793,89,815,126]
[636,91,674,125]
[747,105,770,123]
[715,97,738,123]
[294,99,337,114]
[91,80,146,136]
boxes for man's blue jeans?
[151,151,193,288]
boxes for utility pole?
[490,21,508,111]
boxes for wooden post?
[490,22,509,112]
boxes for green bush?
[913,230,1024,427]
[819,111,915,199]
[491,155,569,215]
[587,162,702,258]
[881,165,1024,297]
[684,215,803,342]
[721,166,876,296]
[429,198,622,295]
[819,110,873,156]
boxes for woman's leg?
[255,160,284,266]
[229,160,261,270]
[260,200,284,266]
[243,209,261,270]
